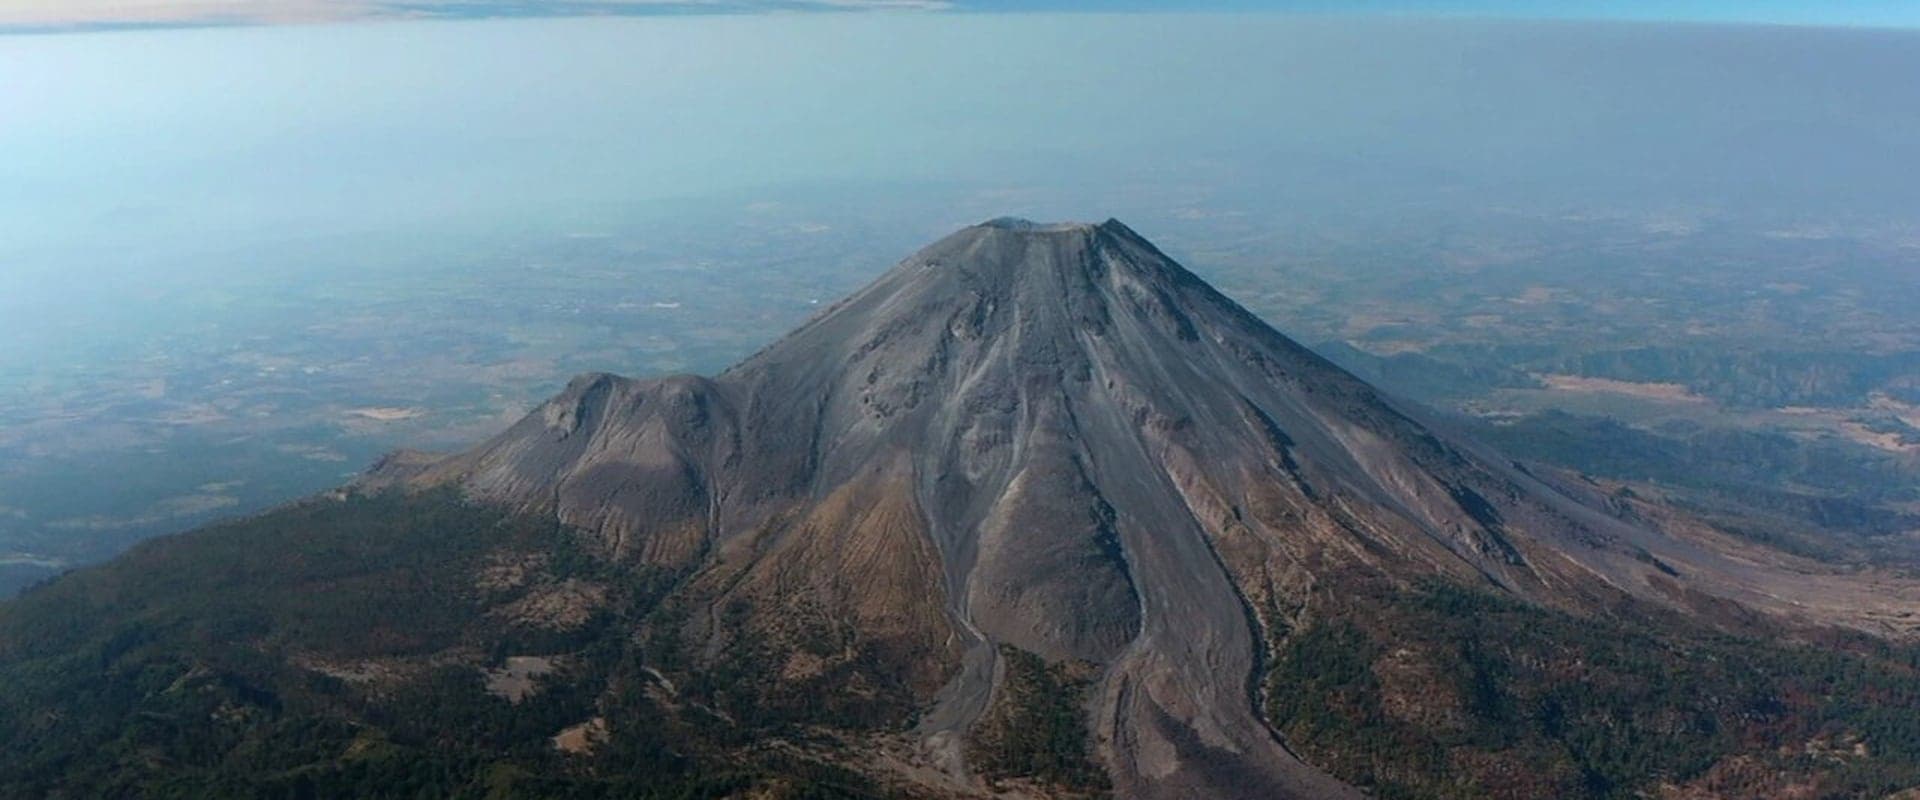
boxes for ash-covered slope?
[373,218,1918,798]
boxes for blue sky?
[5,0,1918,32]
[1006,1,1920,27]
[964,1,1920,28]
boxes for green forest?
[1265,579,1920,799]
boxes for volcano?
[6,219,1917,799]
[368,218,1917,797]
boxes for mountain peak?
[969,215,1143,239]
[974,216,1116,233]
[876,215,1196,304]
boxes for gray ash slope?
[374,218,1918,798]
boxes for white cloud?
[0,0,379,27]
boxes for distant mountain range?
[3,220,1917,798]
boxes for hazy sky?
[4,13,1915,274]
[2,10,1916,340]
[4,0,1918,32]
